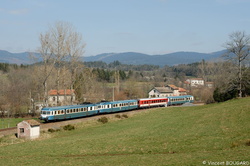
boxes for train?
[40,95,194,122]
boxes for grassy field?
[0,98,250,165]
[0,118,40,129]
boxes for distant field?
[0,118,40,129]
[0,98,250,165]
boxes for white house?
[148,87,173,98]
[48,89,76,106]
[148,85,187,98]
[186,78,205,87]
[17,119,40,139]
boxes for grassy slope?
[0,98,250,165]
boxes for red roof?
[178,88,187,92]
[168,84,179,90]
[49,89,75,96]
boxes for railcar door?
[64,109,66,119]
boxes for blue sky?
[0,0,250,56]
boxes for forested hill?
[0,50,225,66]
[84,51,225,66]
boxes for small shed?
[17,119,40,139]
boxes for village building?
[148,87,173,98]
[48,89,76,106]
[148,85,187,98]
[17,119,40,139]
[205,82,214,88]
[178,87,188,96]
[185,78,205,87]
[184,78,214,89]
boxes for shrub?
[122,114,128,118]
[115,114,121,119]
[98,117,108,124]
[48,128,61,133]
[63,124,75,131]
[48,128,56,133]
[245,140,250,146]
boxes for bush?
[63,124,75,131]
[122,114,128,118]
[213,87,237,102]
[48,128,56,133]
[98,117,108,124]
[115,114,121,119]
[48,128,61,133]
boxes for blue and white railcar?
[167,95,194,106]
[40,104,98,121]
[97,101,113,113]
[109,99,138,113]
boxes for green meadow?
[0,98,250,166]
[0,118,41,129]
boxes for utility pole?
[112,86,115,102]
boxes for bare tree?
[224,31,250,98]
[38,21,85,106]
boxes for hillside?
[0,97,249,165]
[0,50,40,65]
[0,49,225,66]
[84,50,226,66]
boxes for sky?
[0,0,250,56]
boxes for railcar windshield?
[41,111,51,115]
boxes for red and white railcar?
[138,97,168,108]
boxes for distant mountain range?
[0,49,226,66]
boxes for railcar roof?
[139,97,168,100]
[96,100,136,105]
[107,99,138,104]
[167,95,193,98]
[42,104,97,111]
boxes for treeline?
[0,63,28,73]
[84,60,160,71]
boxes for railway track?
[0,103,201,137]
[0,108,147,136]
